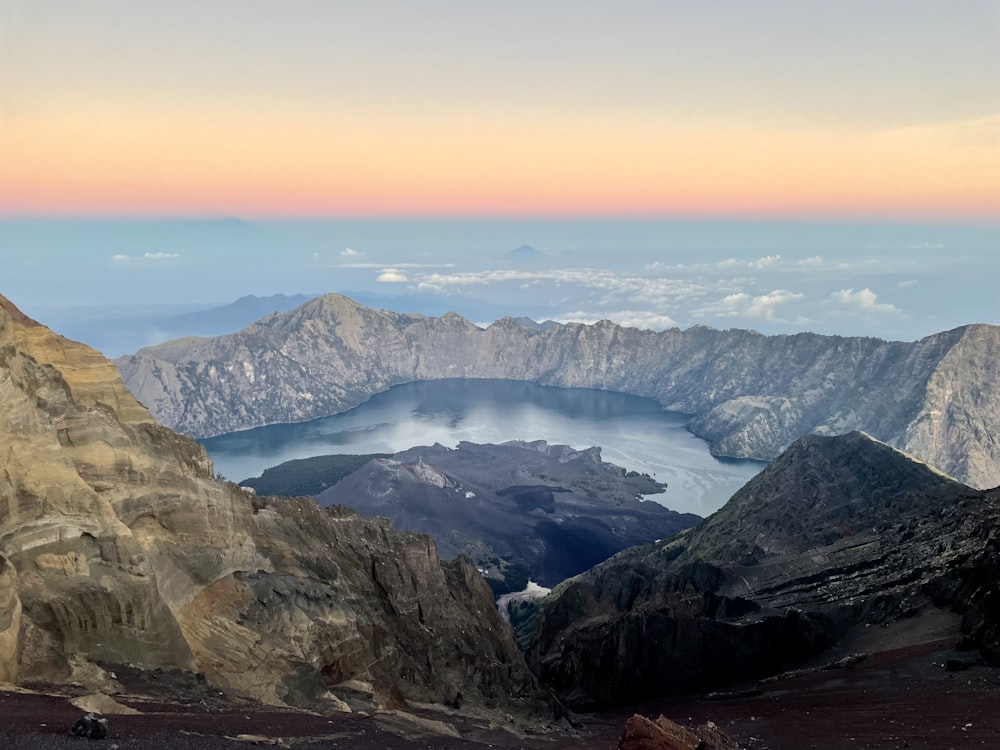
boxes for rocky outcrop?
[0,294,549,717]
[618,714,738,750]
[524,431,1000,708]
[312,440,699,587]
[115,293,1000,489]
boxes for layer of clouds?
[694,290,807,322]
[334,262,455,269]
[416,268,716,308]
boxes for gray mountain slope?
[524,432,1000,707]
[115,292,1000,489]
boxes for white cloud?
[414,268,713,306]
[555,310,679,331]
[376,268,410,283]
[336,262,454,269]
[694,289,805,321]
[341,247,362,257]
[111,252,179,263]
[748,255,781,269]
[897,279,918,288]
[646,254,830,275]
[829,288,900,314]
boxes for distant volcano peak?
[510,244,543,258]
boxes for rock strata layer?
[525,431,1000,708]
[0,294,549,717]
[116,292,1000,489]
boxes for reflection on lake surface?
[200,379,764,516]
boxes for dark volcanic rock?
[115,292,1000,488]
[526,432,1000,708]
[314,440,698,587]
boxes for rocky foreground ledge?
[0,294,557,728]
[4,629,1000,749]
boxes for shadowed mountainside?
[115,293,1000,489]
[523,431,1000,708]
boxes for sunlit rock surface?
[116,292,1000,488]
[0,294,549,717]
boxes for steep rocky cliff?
[0,294,548,716]
[115,293,1000,489]
[524,432,1000,708]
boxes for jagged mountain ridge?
[0,294,549,716]
[524,431,1000,708]
[313,440,700,587]
[115,292,1000,489]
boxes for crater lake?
[199,378,764,516]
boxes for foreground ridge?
[524,431,1000,708]
[0,293,552,722]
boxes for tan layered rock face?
[0,556,20,682]
[116,293,1000,489]
[0,295,546,714]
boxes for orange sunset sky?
[3,1,1000,219]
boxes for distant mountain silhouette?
[164,293,317,335]
[510,244,544,258]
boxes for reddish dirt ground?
[3,634,999,749]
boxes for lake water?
[200,379,765,517]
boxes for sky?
[2,2,1000,349]
[3,0,1000,218]
[4,217,999,355]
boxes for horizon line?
[3,211,1000,226]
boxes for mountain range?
[115,292,1000,489]
[4,289,1000,745]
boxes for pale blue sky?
[5,218,999,356]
